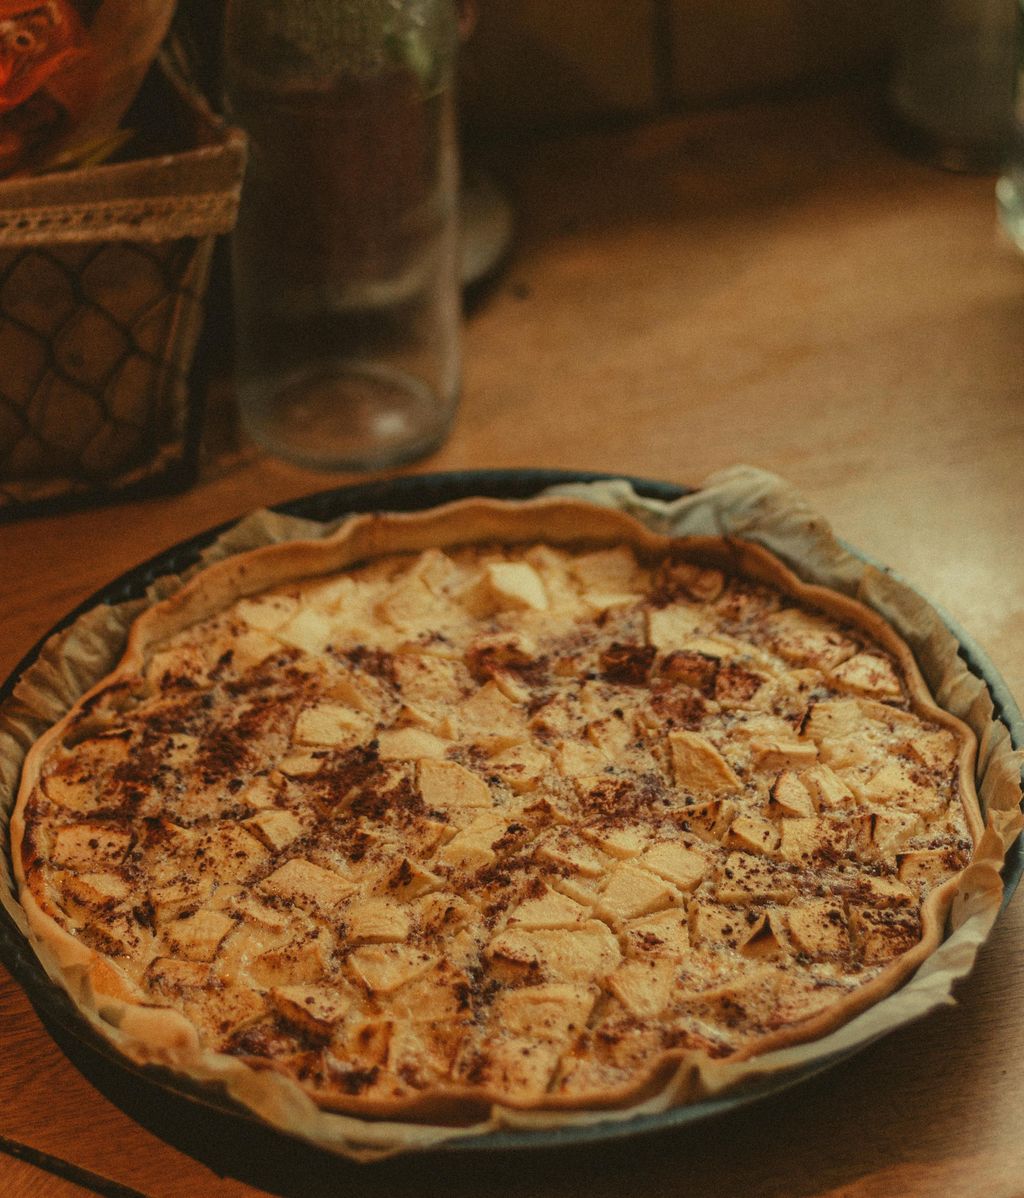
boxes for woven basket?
[0,62,246,521]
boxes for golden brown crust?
[10,497,982,1123]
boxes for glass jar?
[224,0,461,470]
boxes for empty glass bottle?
[224,0,461,470]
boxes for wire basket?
[0,63,246,521]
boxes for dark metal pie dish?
[1,469,1020,1165]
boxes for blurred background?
[458,1,903,134]
[174,1,912,137]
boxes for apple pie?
[10,498,982,1121]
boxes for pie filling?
[16,538,976,1113]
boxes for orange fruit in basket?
[0,0,89,114]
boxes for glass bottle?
[224,0,461,471]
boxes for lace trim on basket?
[0,193,239,246]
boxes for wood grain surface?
[1,86,1021,1197]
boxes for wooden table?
[1,87,1022,1197]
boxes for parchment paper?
[1,465,1021,1161]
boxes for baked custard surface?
[11,502,981,1119]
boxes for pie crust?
[9,497,983,1122]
